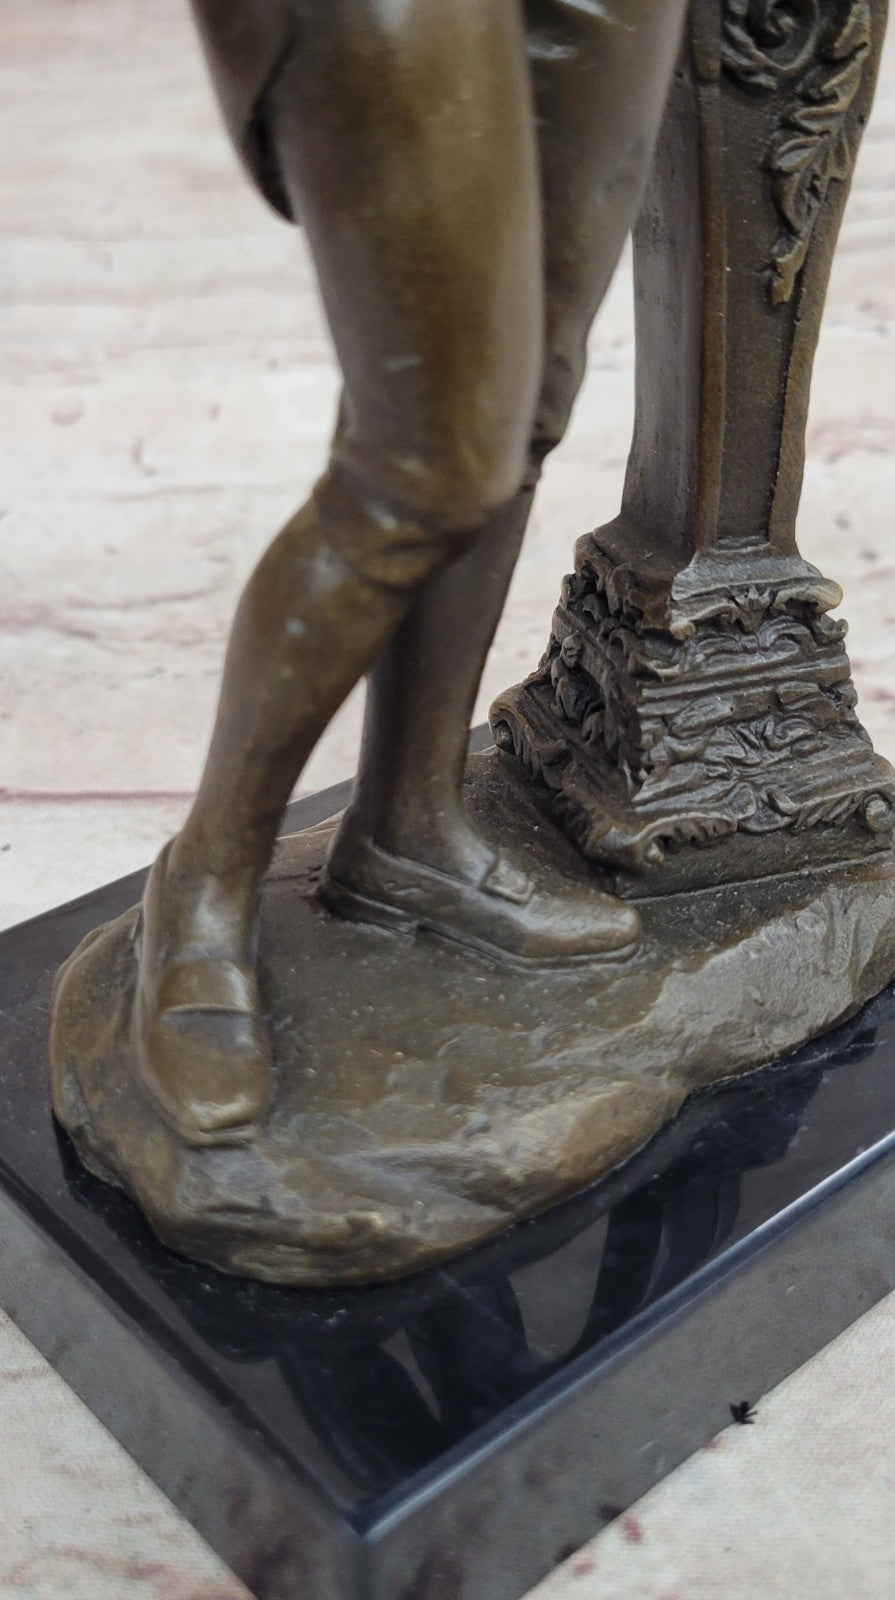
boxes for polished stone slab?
[1,779,894,1600]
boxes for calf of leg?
[343,486,536,880]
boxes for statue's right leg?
[323,0,687,949]
[135,0,544,1144]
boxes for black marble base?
[1,778,895,1600]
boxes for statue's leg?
[135,0,545,1144]
[327,0,688,883]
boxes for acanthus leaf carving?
[722,0,873,304]
[765,1,872,303]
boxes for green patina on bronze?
[50,0,895,1285]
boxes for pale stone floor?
[1,3,894,1596]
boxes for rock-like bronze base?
[50,752,895,1286]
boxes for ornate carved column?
[492,0,895,894]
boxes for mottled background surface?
[1,2,894,1595]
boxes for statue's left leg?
[327,0,688,891]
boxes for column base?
[491,536,895,896]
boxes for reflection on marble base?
[1,780,895,1600]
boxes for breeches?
[194,0,687,577]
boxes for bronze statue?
[50,0,895,1286]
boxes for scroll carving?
[722,0,825,89]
